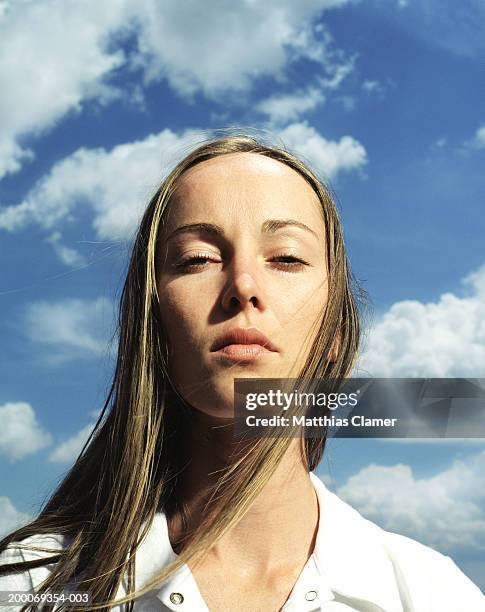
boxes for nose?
[221,270,267,313]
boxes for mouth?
[215,343,273,360]
[210,327,278,362]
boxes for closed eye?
[269,254,310,272]
[174,253,217,270]
[173,253,310,272]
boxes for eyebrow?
[165,219,319,242]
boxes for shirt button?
[305,590,318,601]
[170,592,184,605]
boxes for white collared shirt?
[1,473,484,611]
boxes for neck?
[168,405,319,573]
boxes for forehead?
[163,152,324,234]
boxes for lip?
[210,327,278,357]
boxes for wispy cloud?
[49,421,97,464]
[361,79,388,98]
[0,497,31,538]
[0,402,52,461]
[257,88,326,124]
[44,232,87,267]
[318,55,355,90]
[22,297,115,364]
[255,54,356,125]
[471,125,485,150]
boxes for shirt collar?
[128,510,210,610]
[132,472,403,612]
[310,471,403,611]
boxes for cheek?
[277,277,328,328]
[158,283,207,349]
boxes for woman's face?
[156,152,329,418]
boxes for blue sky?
[1,0,484,591]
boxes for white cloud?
[278,121,367,180]
[0,402,52,461]
[133,2,350,97]
[49,421,96,464]
[336,449,485,555]
[0,497,31,538]
[472,125,485,149]
[0,0,129,180]
[0,128,207,241]
[462,125,485,152]
[336,95,357,112]
[318,56,355,90]
[433,136,447,149]
[361,77,394,100]
[23,297,115,363]
[88,407,103,420]
[0,124,367,255]
[45,232,87,267]
[0,0,352,179]
[257,88,326,124]
[357,263,485,376]
[255,53,355,124]
[361,79,385,95]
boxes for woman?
[0,134,483,612]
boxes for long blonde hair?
[0,133,364,610]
